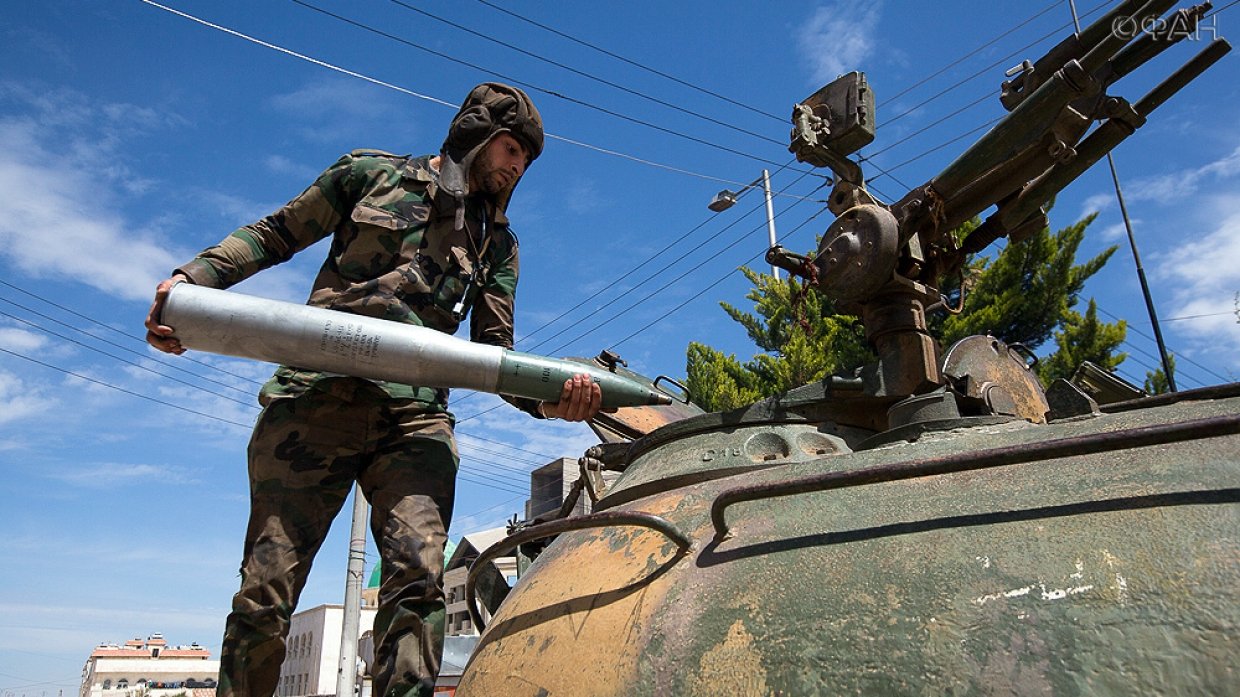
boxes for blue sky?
[1,0,1237,692]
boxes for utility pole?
[707,169,781,279]
[1067,0,1177,391]
[336,485,368,697]
[762,169,780,280]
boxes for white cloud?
[1097,221,1127,242]
[267,77,424,147]
[43,462,204,489]
[0,369,58,424]
[797,2,883,84]
[0,114,184,302]
[565,179,605,215]
[1081,144,1240,216]
[0,325,48,352]
[1080,192,1115,217]
[1151,193,1240,368]
[264,154,320,181]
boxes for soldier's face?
[470,132,529,196]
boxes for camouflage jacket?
[177,151,540,416]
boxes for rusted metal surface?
[456,10,1238,692]
[458,392,1240,696]
[941,335,1050,423]
[464,510,690,631]
[712,411,1240,539]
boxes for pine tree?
[685,268,871,412]
[1037,299,1128,384]
[686,213,1127,411]
[937,213,1113,349]
[1144,353,1177,395]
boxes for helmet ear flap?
[447,105,494,151]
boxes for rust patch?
[686,620,770,697]
[458,492,688,697]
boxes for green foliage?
[685,268,871,412]
[939,213,1113,349]
[686,212,1130,411]
[1037,299,1128,384]
[1144,353,1177,395]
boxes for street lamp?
[708,169,780,279]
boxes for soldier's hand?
[145,274,190,355]
[541,374,607,422]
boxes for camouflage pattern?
[179,146,547,697]
[178,153,534,413]
[219,378,458,697]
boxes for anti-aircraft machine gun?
[455,3,1240,694]
[767,0,1229,414]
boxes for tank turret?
[457,5,1238,693]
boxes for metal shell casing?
[161,284,671,408]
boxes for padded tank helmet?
[439,82,543,213]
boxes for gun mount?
[771,0,1229,404]
[455,5,1238,695]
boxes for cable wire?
[472,0,786,123]
[289,0,804,169]
[0,309,259,409]
[388,0,786,147]
[1098,305,1230,384]
[135,0,796,190]
[879,0,1111,130]
[1,342,569,496]
[880,0,1063,106]
[1,278,265,389]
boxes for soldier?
[144,83,602,697]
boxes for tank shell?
[458,391,1240,695]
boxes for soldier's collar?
[408,154,510,226]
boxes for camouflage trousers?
[218,378,458,697]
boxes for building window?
[116,680,128,690]
[102,680,111,690]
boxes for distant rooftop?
[91,635,209,659]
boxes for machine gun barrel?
[930,58,1094,200]
[988,38,1231,235]
[929,0,1180,218]
[1108,3,1213,81]
[161,284,672,408]
[1135,36,1231,114]
[1002,0,1173,108]
[1079,0,1174,73]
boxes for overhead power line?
[610,202,834,352]
[879,0,1112,130]
[472,0,786,123]
[455,175,829,424]
[540,172,823,358]
[1,285,566,471]
[880,0,1062,106]
[0,278,264,389]
[135,0,786,192]
[1098,306,1230,384]
[0,341,560,496]
[0,308,258,410]
[387,0,786,147]
[288,0,805,170]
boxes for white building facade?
[80,634,218,697]
[278,604,377,697]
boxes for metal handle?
[1008,342,1038,369]
[465,511,691,631]
[710,412,1240,540]
[653,375,693,405]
